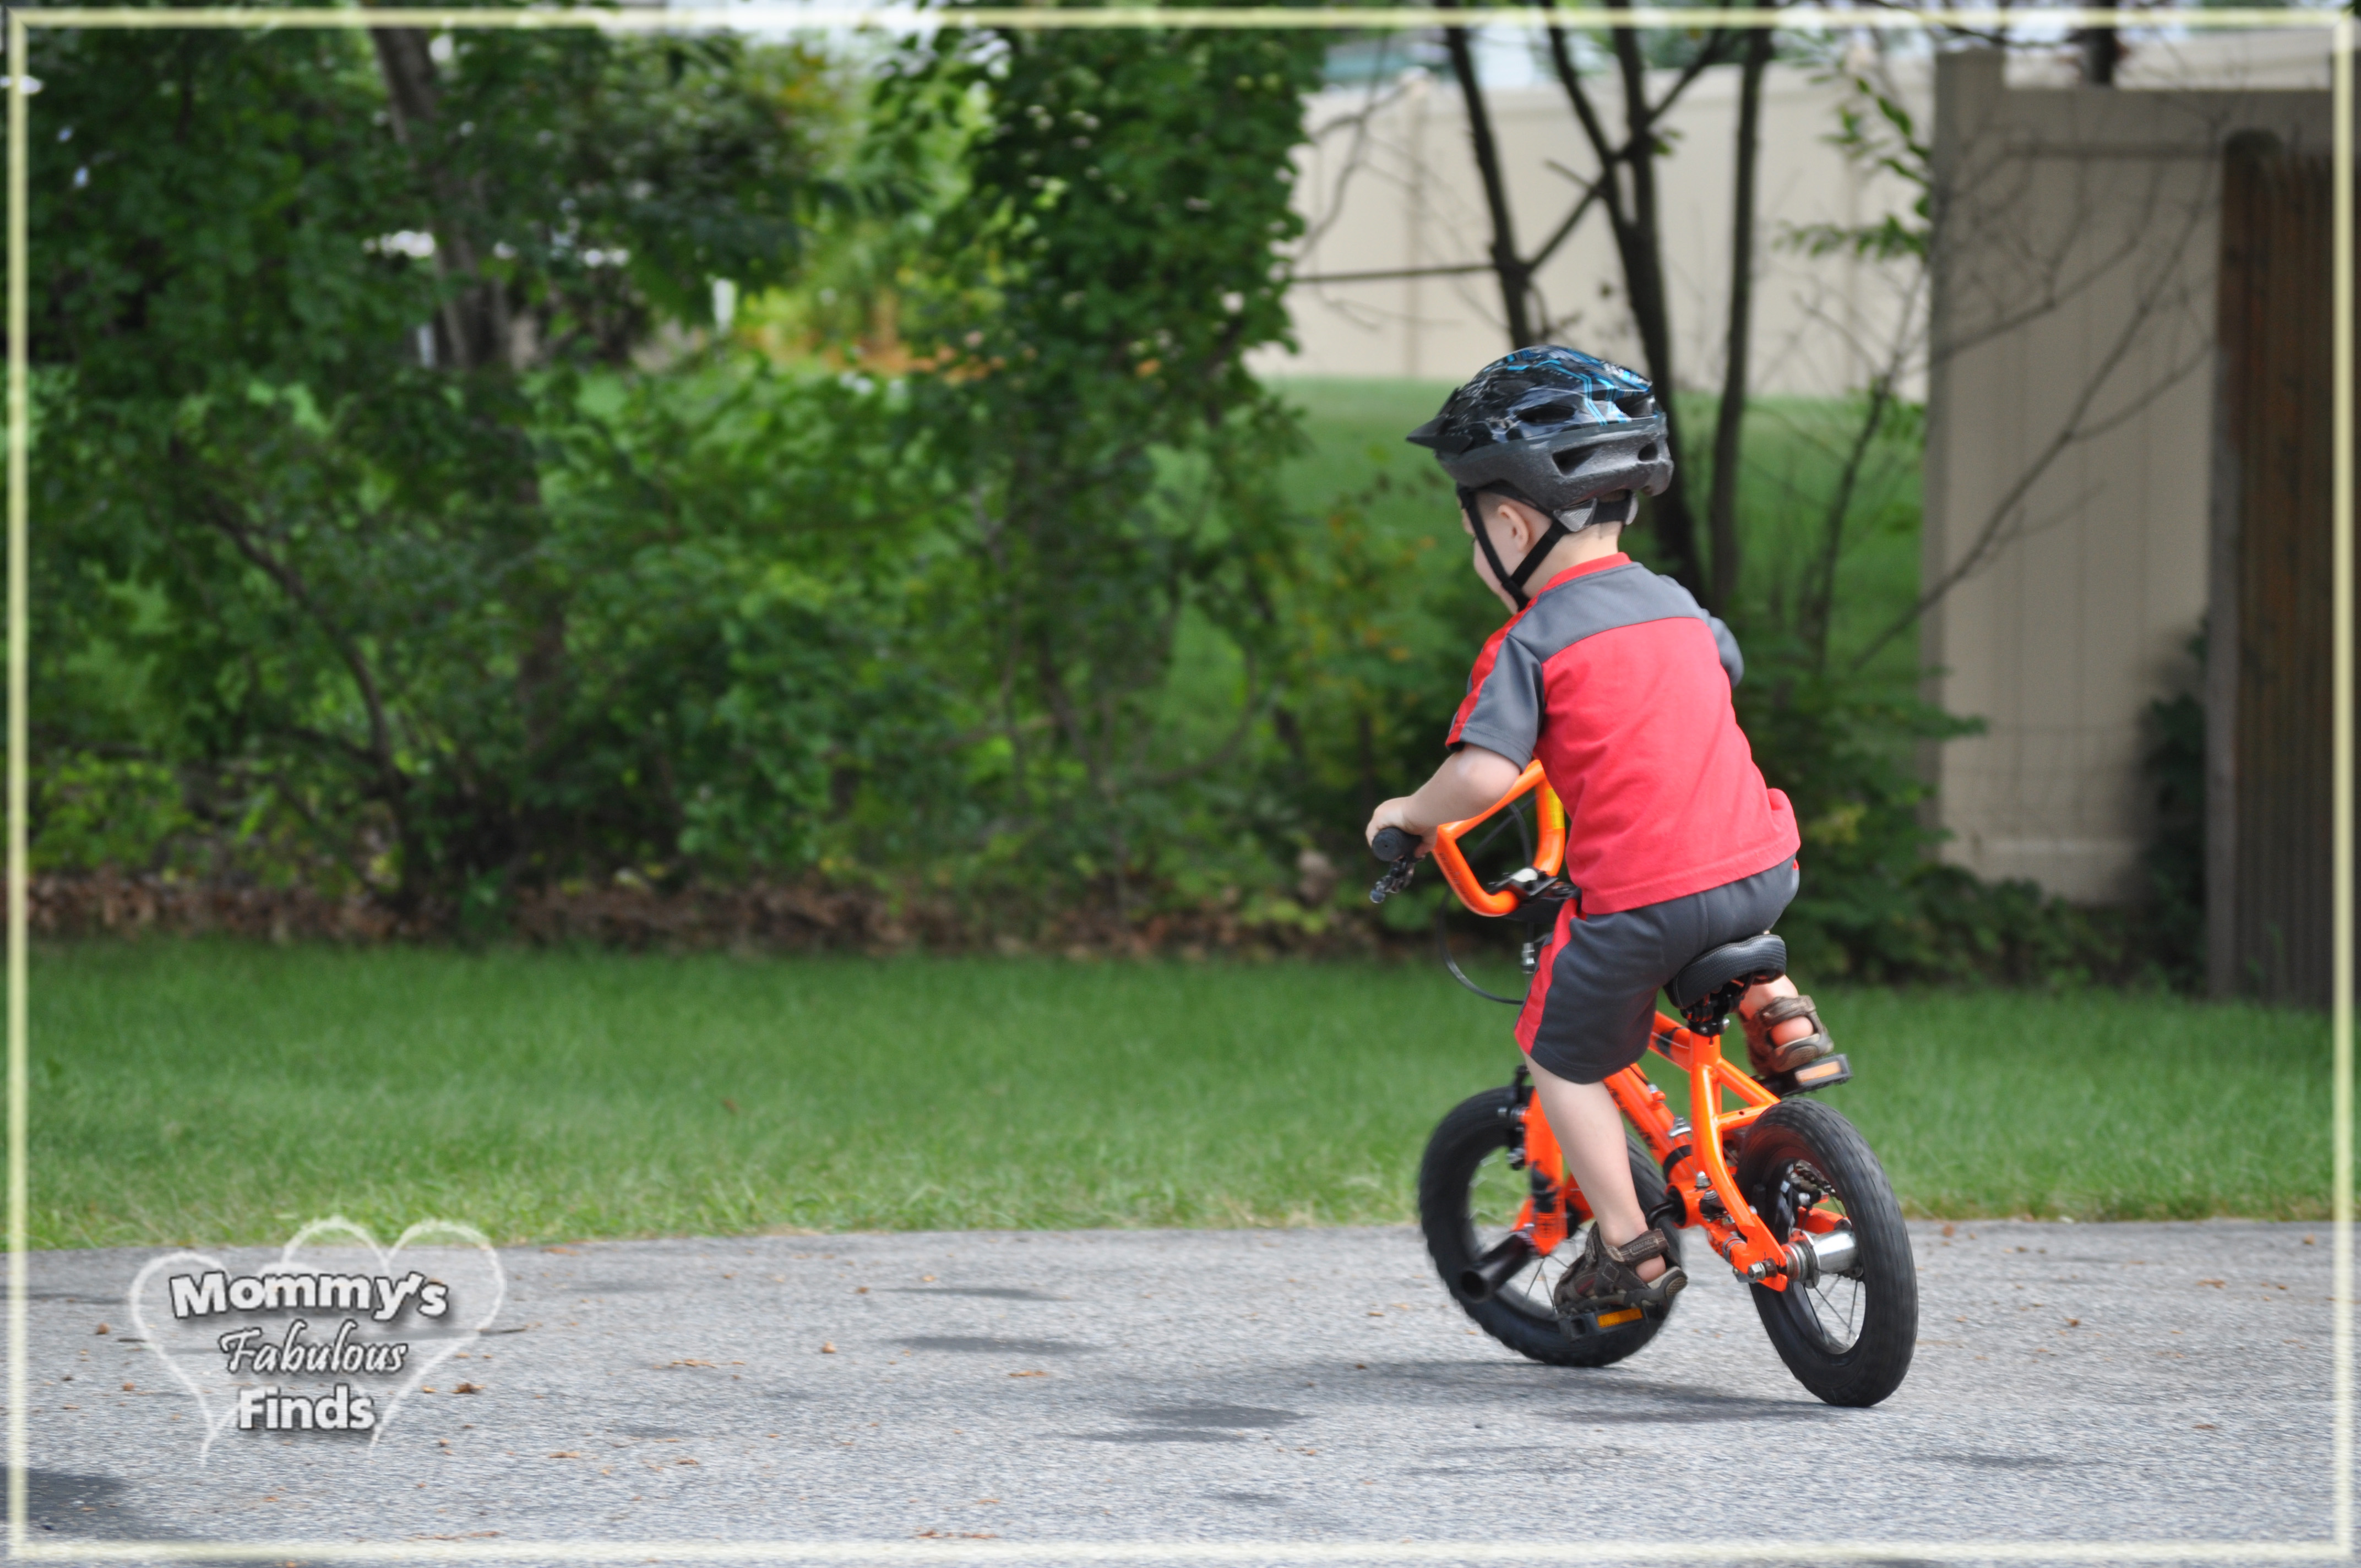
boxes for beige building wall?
[1257,57,1929,399]
[1920,47,2331,902]
[1258,29,2331,394]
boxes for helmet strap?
[1461,486,1571,612]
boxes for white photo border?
[3,7,2349,1561]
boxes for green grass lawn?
[32,943,2328,1250]
[1271,375,1459,541]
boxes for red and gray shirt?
[1446,553,1799,914]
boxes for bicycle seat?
[1666,933,1788,1023]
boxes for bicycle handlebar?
[1365,765,1568,911]
[1367,827,1421,905]
[1429,762,1566,917]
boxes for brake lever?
[1369,854,1418,905]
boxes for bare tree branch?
[1706,0,1776,612]
[1291,261,1496,286]
[1526,175,1607,274]
[1296,65,1422,255]
[1848,186,2212,673]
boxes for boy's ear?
[1490,495,1550,551]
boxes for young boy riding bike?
[1365,346,1832,1332]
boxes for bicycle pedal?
[1556,1300,1664,1337]
[1760,1052,1852,1097]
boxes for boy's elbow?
[1454,744,1525,797]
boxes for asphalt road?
[17,1219,2338,1566]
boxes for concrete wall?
[1919,47,2331,902]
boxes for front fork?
[1507,1065,1587,1258]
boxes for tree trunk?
[2082,0,2119,86]
[1597,21,1701,594]
[1705,13,1775,613]
[1801,374,1893,669]
[1438,4,1535,348]
[363,15,511,371]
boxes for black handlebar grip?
[1370,826,1418,862]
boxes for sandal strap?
[1602,1227,1672,1266]
[1755,994,1823,1029]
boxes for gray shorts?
[1514,856,1799,1085]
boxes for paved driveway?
[18,1219,2337,1565]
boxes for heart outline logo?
[126,1215,506,1458]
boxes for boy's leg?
[1524,1054,1666,1283]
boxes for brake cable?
[1433,804,1536,1006]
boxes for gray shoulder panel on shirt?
[1505,564,1710,660]
[1451,564,1731,767]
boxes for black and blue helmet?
[1407,346,1673,606]
[1407,345,1672,516]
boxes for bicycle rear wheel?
[1733,1098,1917,1407]
[1417,1085,1678,1369]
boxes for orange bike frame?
[1426,765,1829,1290]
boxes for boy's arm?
[1710,614,1744,688]
[1365,745,1525,849]
[1656,569,1743,687]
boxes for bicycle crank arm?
[1457,1233,1535,1302]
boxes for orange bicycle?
[1371,762,1917,1408]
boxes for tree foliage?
[20,9,1334,938]
[878,17,1326,916]
[25,20,915,919]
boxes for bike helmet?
[1407,346,1673,608]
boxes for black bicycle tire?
[1417,1085,1678,1369]
[1733,1098,1918,1407]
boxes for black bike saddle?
[1667,933,1788,1025]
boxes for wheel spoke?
[1772,1155,1869,1354]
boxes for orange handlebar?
[1427,761,1565,917]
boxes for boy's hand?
[1366,798,1429,856]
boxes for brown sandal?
[1746,993,1834,1076]
[1552,1225,1687,1326]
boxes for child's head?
[1407,346,1672,608]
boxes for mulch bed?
[26,868,1408,960]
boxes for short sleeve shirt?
[1447,553,1799,915]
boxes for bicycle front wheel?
[1733,1097,1917,1407]
[1417,1085,1677,1369]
